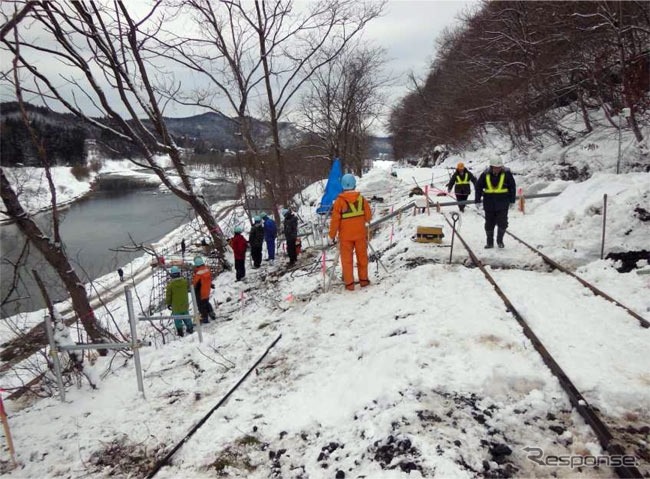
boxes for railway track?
[139,197,648,477]
[146,333,282,478]
[442,212,648,478]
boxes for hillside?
[0,117,648,478]
[0,103,388,166]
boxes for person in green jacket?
[165,266,194,336]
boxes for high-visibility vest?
[484,172,508,193]
[456,172,470,185]
[341,196,365,219]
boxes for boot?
[485,233,494,249]
[187,326,194,334]
[497,229,505,248]
[177,329,184,337]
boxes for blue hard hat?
[253,215,261,223]
[341,173,356,190]
[193,256,205,266]
[170,266,181,276]
[260,212,268,218]
[234,226,243,234]
[281,208,289,217]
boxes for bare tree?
[0,1,33,42]
[157,0,385,220]
[301,42,389,175]
[1,1,229,259]
[0,25,114,348]
[388,0,649,158]
[570,1,647,142]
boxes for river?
[0,177,238,318]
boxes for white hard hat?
[489,156,504,167]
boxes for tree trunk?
[255,1,286,219]
[578,90,593,133]
[626,108,644,142]
[189,195,227,257]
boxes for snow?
[0,166,96,220]
[0,114,649,478]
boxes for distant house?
[84,139,99,163]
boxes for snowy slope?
[1,120,649,478]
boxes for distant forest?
[0,102,391,169]
[0,103,87,166]
[0,102,145,166]
[389,1,649,158]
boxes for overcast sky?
[363,0,476,133]
[0,0,477,136]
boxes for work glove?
[327,237,337,247]
[167,305,172,311]
[211,283,215,289]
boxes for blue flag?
[316,157,343,215]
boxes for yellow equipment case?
[414,225,444,244]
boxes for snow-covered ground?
[0,114,649,478]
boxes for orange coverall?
[192,264,212,299]
[192,264,213,322]
[328,190,373,290]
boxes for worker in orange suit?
[328,173,373,291]
[192,256,215,323]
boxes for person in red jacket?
[229,226,249,281]
[328,173,373,291]
[192,256,214,324]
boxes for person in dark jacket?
[283,208,299,266]
[229,226,248,281]
[447,162,477,212]
[166,266,193,336]
[248,216,264,268]
[261,212,277,261]
[475,156,517,249]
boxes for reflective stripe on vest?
[456,172,470,185]
[341,196,365,219]
[484,172,508,193]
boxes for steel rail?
[505,229,649,328]
[442,214,642,478]
[368,192,561,231]
[146,333,282,478]
[465,207,648,329]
